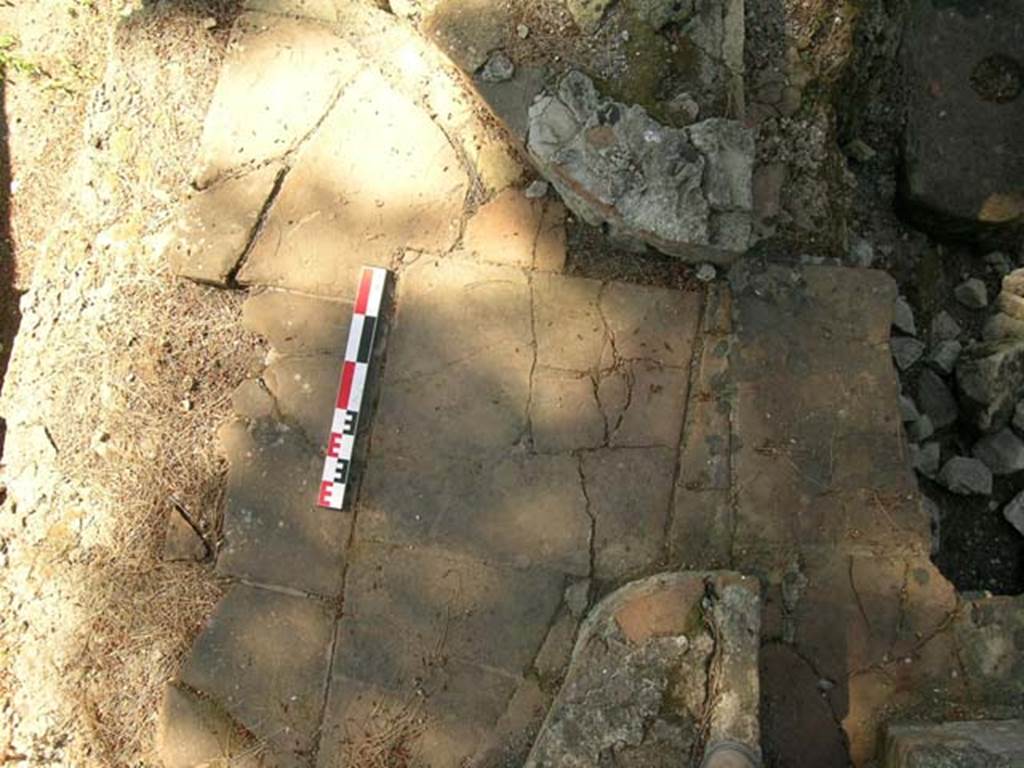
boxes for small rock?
[929,339,962,375]
[666,92,700,123]
[899,394,920,423]
[202,16,217,30]
[844,138,877,163]
[892,296,917,336]
[163,508,209,562]
[516,23,530,38]
[985,251,1012,276]
[696,264,716,282]
[480,51,515,83]
[983,312,1024,341]
[918,369,959,429]
[564,580,590,618]
[524,180,549,199]
[938,457,993,496]
[911,441,941,477]
[891,337,925,370]
[1013,400,1024,432]
[1003,490,1024,536]
[930,310,962,342]
[907,414,935,442]
[954,278,988,309]
[850,238,875,267]
[972,428,1024,475]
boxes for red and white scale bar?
[317,267,388,510]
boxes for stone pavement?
[157,4,1024,768]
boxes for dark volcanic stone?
[901,0,1024,241]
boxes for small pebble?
[844,138,877,163]
[1003,490,1024,537]
[938,456,993,496]
[973,428,1024,476]
[524,180,549,199]
[202,16,218,29]
[954,278,988,309]
[907,414,934,443]
[479,51,514,83]
[986,251,1012,276]
[892,296,917,336]
[695,264,716,283]
[850,238,874,267]
[911,442,941,477]
[930,310,961,342]
[516,23,530,38]
[891,337,925,370]
[1014,400,1024,432]
[928,339,961,375]
[899,394,919,423]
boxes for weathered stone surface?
[605,362,690,448]
[242,290,352,356]
[462,188,550,269]
[678,336,731,490]
[955,277,989,309]
[956,338,1024,432]
[337,542,563,686]
[526,572,760,767]
[476,65,548,142]
[371,258,532,460]
[984,311,1024,341]
[565,0,612,32]
[360,452,592,575]
[231,378,276,420]
[180,584,334,755]
[194,15,363,186]
[239,68,469,297]
[581,447,676,581]
[531,369,605,452]
[973,427,1024,475]
[527,71,754,262]
[760,643,849,768]
[901,0,1024,238]
[262,355,338,445]
[423,0,509,72]
[669,489,732,569]
[533,273,606,370]
[156,682,259,768]
[162,507,208,562]
[919,368,959,430]
[883,720,1024,768]
[1015,399,1024,431]
[900,394,920,423]
[954,594,1024,704]
[938,456,993,496]
[316,673,500,768]
[217,419,351,596]
[168,163,283,286]
[601,282,702,367]
[535,200,568,272]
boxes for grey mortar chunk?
[527,71,754,263]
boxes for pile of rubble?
[892,262,1024,542]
